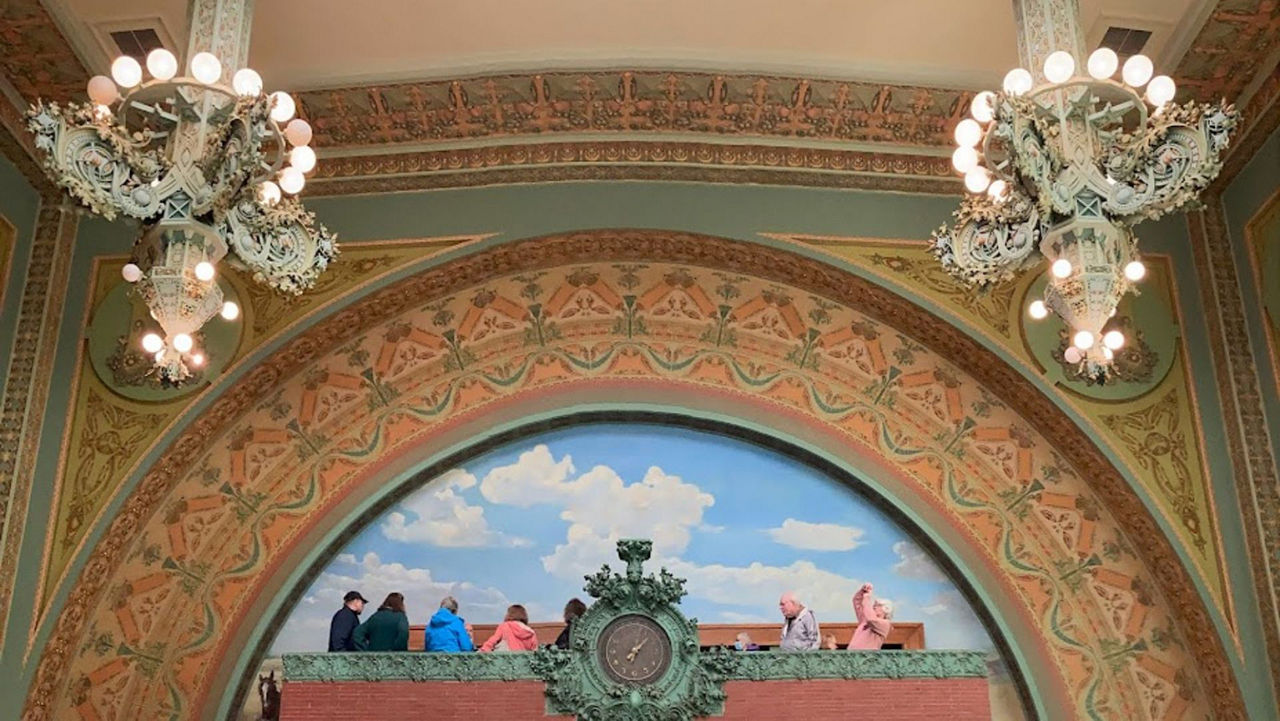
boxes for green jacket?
[352,609,409,651]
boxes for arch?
[223,406,1052,719]
[23,230,1241,721]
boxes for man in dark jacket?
[328,590,367,651]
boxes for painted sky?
[270,424,994,654]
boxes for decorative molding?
[24,231,1242,721]
[281,649,988,683]
[309,141,958,196]
[0,200,77,649]
[298,71,971,150]
[0,0,87,105]
[727,649,988,680]
[1186,199,1280,704]
[1174,0,1280,106]
[284,652,540,682]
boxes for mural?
[272,424,993,654]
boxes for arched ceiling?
[50,0,1207,89]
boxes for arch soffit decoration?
[22,230,1243,721]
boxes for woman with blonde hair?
[480,604,538,652]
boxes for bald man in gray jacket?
[778,591,820,651]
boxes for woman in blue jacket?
[425,595,474,652]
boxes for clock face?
[597,614,672,685]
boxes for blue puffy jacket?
[425,607,474,652]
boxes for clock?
[597,614,673,685]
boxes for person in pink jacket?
[479,604,539,652]
[848,583,893,650]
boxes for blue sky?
[270,423,993,654]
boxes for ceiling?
[46,0,1211,92]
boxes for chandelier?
[930,47,1236,383]
[26,47,337,384]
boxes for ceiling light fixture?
[26,4,337,385]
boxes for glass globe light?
[258,180,282,206]
[1043,51,1075,83]
[1028,300,1048,319]
[970,91,995,123]
[191,353,205,366]
[987,179,1008,202]
[121,263,142,283]
[964,167,991,193]
[1073,330,1096,349]
[279,166,305,194]
[1063,346,1082,364]
[1087,48,1119,79]
[289,145,317,173]
[154,350,167,363]
[1124,260,1146,281]
[1122,54,1154,88]
[1002,68,1033,95]
[270,91,296,122]
[1103,330,1125,350]
[221,301,240,320]
[954,119,982,147]
[951,146,979,174]
[145,49,178,81]
[194,261,215,281]
[86,75,118,105]
[141,333,163,353]
[232,68,263,97]
[1103,347,1115,361]
[1146,75,1176,106]
[1051,258,1072,278]
[190,52,222,84]
[285,118,313,146]
[173,333,194,353]
[110,56,143,88]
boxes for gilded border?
[1187,200,1280,703]
[0,201,76,649]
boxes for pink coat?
[479,621,538,652]
[848,588,892,650]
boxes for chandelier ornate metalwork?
[931,45,1236,383]
[26,32,336,385]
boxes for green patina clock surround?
[531,538,739,721]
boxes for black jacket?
[328,606,361,651]
[554,619,575,650]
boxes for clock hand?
[625,638,648,663]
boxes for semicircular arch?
[23,229,1241,721]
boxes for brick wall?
[280,677,990,720]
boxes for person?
[480,604,539,652]
[327,590,367,652]
[733,632,758,651]
[778,591,819,651]
[353,592,410,651]
[849,582,893,650]
[425,595,474,652]
[555,598,588,650]
[821,633,839,650]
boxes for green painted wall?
[1224,125,1280,475]
[2,179,1276,719]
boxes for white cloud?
[270,552,522,654]
[665,557,861,622]
[891,590,993,650]
[479,444,576,506]
[891,540,949,582]
[536,464,715,576]
[381,468,530,548]
[766,519,865,551]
